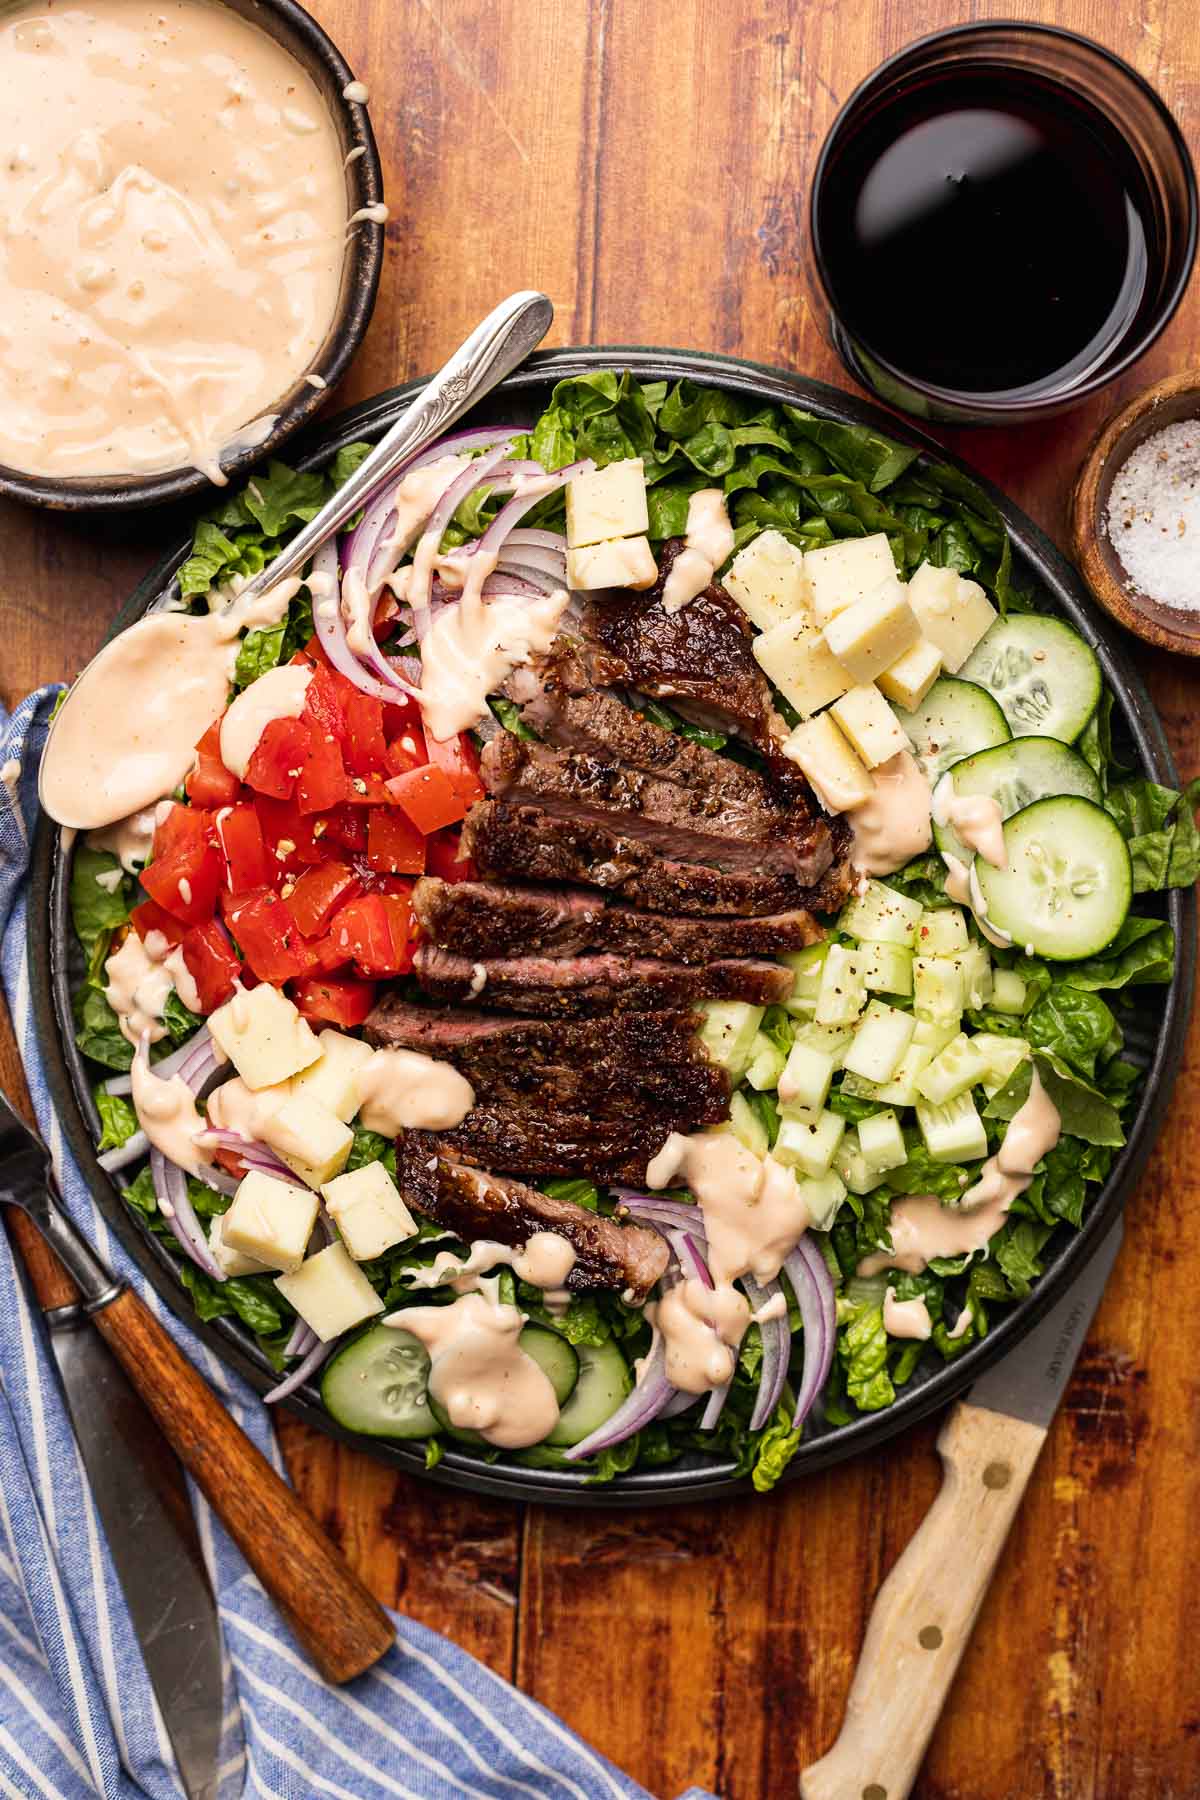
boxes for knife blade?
[801,1219,1123,1800]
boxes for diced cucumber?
[952,942,993,1009]
[895,675,1011,782]
[990,968,1028,1014]
[833,1139,885,1196]
[780,941,830,1017]
[797,1170,848,1231]
[913,1017,959,1053]
[546,1340,632,1447]
[916,1092,988,1163]
[859,939,914,996]
[838,879,924,947]
[815,945,867,1026]
[870,1044,937,1106]
[917,907,969,955]
[775,1108,845,1178]
[972,1032,1031,1097]
[779,1040,837,1112]
[973,797,1132,960]
[322,1326,438,1440]
[931,735,1103,867]
[959,616,1102,744]
[697,1000,765,1078]
[729,1092,769,1158]
[913,955,965,1025]
[745,1033,787,1092]
[428,1325,580,1444]
[857,1109,906,1174]
[915,1032,991,1105]
[843,1000,916,1083]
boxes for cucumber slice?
[931,736,1103,866]
[546,1339,633,1447]
[321,1326,438,1440]
[973,797,1132,960]
[894,676,1011,781]
[959,617,1101,743]
[427,1324,580,1445]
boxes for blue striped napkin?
[0,690,717,1800]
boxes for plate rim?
[28,344,1197,1508]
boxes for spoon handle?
[236,289,553,600]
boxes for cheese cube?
[289,1029,375,1123]
[322,1162,418,1262]
[781,713,874,813]
[208,1210,273,1278]
[805,533,896,626]
[830,685,910,768]
[274,1243,384,1342]
[906,563,997,672]
[566,535,658,591]
[723,530,812,632]
[565,458,648,548]
[221,1171,318,1273]
[775,1109,845,1179]
[267,1098,353,1190]
[208,985,321,1091]
[822,577,921,684]
[753,617,852,717]
[878,637,943,710]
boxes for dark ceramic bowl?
[0,0,384,515]
[29,348,1197,1506]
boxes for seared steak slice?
[418,1107,673,1187]
[394,1141,669,1301]
[413,877,822,963]
[461,1054,728,1124]
[364,997,703,1061]
[464,800,837,915]
[413,943,792,1013]
[579,541,784,746]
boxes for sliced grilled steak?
[464,799,840,915]
[418,1107,673,1187]
[578,541,784,747]
[394,1141,669,1300]
[413,943,792,1013]
[364,997,703,1061]
[413,877,822,963]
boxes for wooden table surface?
[2,2,1199,1794]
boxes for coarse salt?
[1105,421,1200,613]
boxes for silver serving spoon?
[39,290,553,827]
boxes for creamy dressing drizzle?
[848,751,933,876]
[219,663,312,778]
[418,587,570,742]
[932,780,1006,869]
[883,1287,933,1341]
[407,1232,577,1294]
[352,1047,475,1135]
[648,1278,751,1393]
[104,927,201,1046]
[646,1130,811,1285]
[0,0,347,482]
[661,489,734,614]
[204,1075,287,1144]
[131,1040,212,1173]
[385,1291,560,1449]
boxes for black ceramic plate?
[29,348,1196,1507]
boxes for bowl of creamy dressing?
[0,0,384,511]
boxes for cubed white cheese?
[752,617,852,717]
[877,637,943,710]
[274,1243,384,1342]
[289,1028,375,1123]
[208,985,321,1092]
[804,533,896,626]
[822,576,921,684]
[566,535,658,591]
[723,530,812,632]
[565,458,649,548]
[221,1170,318,1273]
[322,1161,418,1261]
[830,685,910,768]
[267,1098,354,1190]
[906,563,997,672]
[781,713,874,813]
[208,1210,273,1278]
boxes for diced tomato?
[288,648,315,669]
[367,807,426,876]
[295,720,348,815]
[323,890,413,978]
[341,693,388,776]
[341,771,393,806]
[372,592,400,639]
[384,729,426,779]
[254,795,325,868]
[426,730,485,806]
[181,918,242,1013]
[225,889,317,984]
[302,665,348,743]
[318,803,369,853]
[130,898,187,947]
[245,716,310,800]
[377,891,416,975]
[284,861,361,937]
[142,805,222,925]
[185,720,240,808]
[303,632,334,671]
[216,804,269,895]
[290,972,377,1029]
[382,697,423,742]
[386,763,468,834]
[425,828,476,883]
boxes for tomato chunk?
[290,972,377,1029]
[323,890,413,978]
[426,730,485,807]
[254,795,325,869]
[384,729,426,779]
[181,918,242,1013]
[425,828,476,883]
[130,899,187,947]
[216,804,269,895]
[302,665,348,743]
[185,720,240,808]
[284,861,361,937]
[367,807,426,876]
[318,803,369,853]
[341,692,389,776]
[386,763,468,834]
[295,719,348,814]
[142,805,222,925]
[245,717,310,800]
[226,889,317,983]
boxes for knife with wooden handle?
[801,1221,1122,1800]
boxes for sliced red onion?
[506,526,568,557]
[667,1230,713,1289]
[742,1273,790,1431]
[658,1389,702,1420]
[103,1073,133,1097]
[783,1239,837,1431]
[311,541,422,704]
[150,1149,226,1282]
[616,1194,707,1234]
[196,1129,307,1186]
[402,442,516,609]
[345,426,527,577]
[201,1166,241,1199]
[262,1334,331,1405]
[99,1131,149,1173]
[491,562,561,596]
[282,1317,317,1359]
[472,462,593,566]
[701,1382,731,1430]
[564,1331,674,1460]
